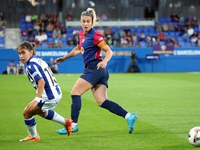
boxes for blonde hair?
[81,7,97,27]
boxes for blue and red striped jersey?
[78,28,104,67]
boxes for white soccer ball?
[188,127,200,146]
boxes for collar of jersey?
[26,56,35,65]
[84,28,93,36]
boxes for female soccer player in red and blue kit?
[55,8,137,134]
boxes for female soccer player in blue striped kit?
[55,8,137,134]
[15,42,72,141]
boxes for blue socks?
[101,100,128,118]
[24,117,37,137]
[44,110,55,120]
[44,110,66,126]
[24,117,36,126]
[71,95,82,123]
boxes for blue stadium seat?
[177,36,184,42]
[66,28,74,34]
[136,31,141,37]
[194,26,199,33]
[149,31,154,36]
[78,27,82,31]
[20,18,26,24]
[178,41,185,47]
[183,36,190,41]
[173,22,178,27]
[41,42,48,48]
[159,17,165,24]
[143,28,148,33]
[130,27,136,34]
[140,41,146,47]
[152,41,156,45]
[67,33,73,39]
[163,31,169,37]
[191,41,196,46]
[0,37,5,47]
[180,22,185,26]
[184,16,189,21]
[27,23,33,29]
[128,17,135,21]
[48,37,54,44]
[47,32,53,37]
[111,27,117,34]
[137,27,143,32]
[149,27,155,32]
[185,41,191,47]
[20,24,26,31]
[159,41,165,46]
[134,18,141,21]
[169,32,176,37]
[156,31,160,36]
[175,31,182,36]
[166,17,171,24]
[102,27,107,30]
[62,41,67,46]
[61,37,67,43]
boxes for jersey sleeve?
[93,31,105,46]
[27,64,43,82]
[97,40,107,49]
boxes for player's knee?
[23,108,32,119]
[23,111,29,119]
[71,90,80,96]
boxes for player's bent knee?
[23,111,32,119]
[23,108,33,119]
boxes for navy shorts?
[80,60,109,88]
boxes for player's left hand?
[97,61,107,70]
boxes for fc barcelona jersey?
[78,28,104,67]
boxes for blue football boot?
[126,114,137,134]
[57,125,78,134]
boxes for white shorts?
[35,94,62,112]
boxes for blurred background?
[1,0,200,74]
[0,0,200,27]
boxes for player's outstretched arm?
[55,45,81,64]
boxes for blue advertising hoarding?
[0,47,200,73]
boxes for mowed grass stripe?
[0,73,199,150]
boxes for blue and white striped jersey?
[26,56,61,100]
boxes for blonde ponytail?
[81,8,97,27]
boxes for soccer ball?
[188,127,200,146]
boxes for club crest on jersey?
[82,39,85,43]
[81,47,84,54]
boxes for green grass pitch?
[0,73,200,150]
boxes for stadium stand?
[18,11,200,48]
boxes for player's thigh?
[23,100,43,118]
[92,84,108,106]
[71,78,93,96]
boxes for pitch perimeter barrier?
[0,47,200,74]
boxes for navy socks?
[101,99,128,118]
[71,95,82,123]
[70,96,127,123]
